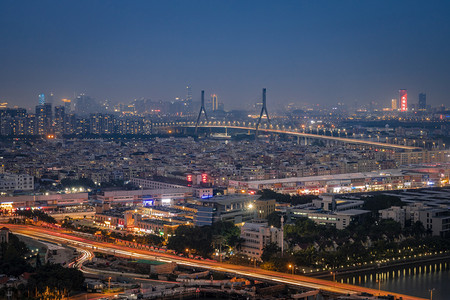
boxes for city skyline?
[1,1,450,109]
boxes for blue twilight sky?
[1,0,450,110]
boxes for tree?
[267,211,282,228]
[261,242,281,262]
[211,221,240,249]
[363,195,404,216]
[0,233,33,276]
[27,263,85,296]
[167,225,213,257]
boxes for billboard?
[143,195,154,206]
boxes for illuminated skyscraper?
[391,99,398,110]
[35,103,52,135]
[38,94,45,105]
[54,106,65,135]
[418,93,426,110]
[399,89,407,111]
[62,99,71,113]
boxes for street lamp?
[288,264,294,275]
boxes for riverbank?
[311,253,450,280]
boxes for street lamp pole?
[429,288,435,300]
[280,215,284,257]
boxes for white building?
[378,191,450,237]
[379,206,406,227]
[0,192,88,211]
[287,194,370,229]
[97,187,193,206]
[0,173,34,191]
[240,222,282,260]
[415,208,450,237]
[130,178,186,190]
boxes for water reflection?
[339,261,449,300]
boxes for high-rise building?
[35,103,52,135]
[38,94,45,106]
[54,106,65,136]
[391,99,398,110]
[186,86,192,101]
[399,89,407,111]
[75,94,99,116]
[90,113,115,135]
[418,93,427,110]
[62,99,71,113]
[211,94,218,111]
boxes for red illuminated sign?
[399,89,407,111]
[187,175,192,182]
[201,173,208,183]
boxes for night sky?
[1,0,450,110]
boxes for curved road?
[8,224,427,300]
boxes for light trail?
[10,225,427,300]
[162,124,421,150]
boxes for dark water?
[340,261,449,300]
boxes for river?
[339,261,449,300]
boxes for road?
[161,123,421,150]
[8,224,427,300]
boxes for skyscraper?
[75,94,99,116]
[399,89,407,111]
[391,99,398,110]
[418,93,427,110]
[186,86,192,102]
[62,99,71,113]
[211,94,218,111]
[38,94,45,106]
[54,106,66,136]
[35,103,52,135]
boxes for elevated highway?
[8,225,427,300]
[154,122,421,151]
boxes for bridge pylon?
[255,88,270,137]
[195,90,208,134]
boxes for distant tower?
[391,99,398,111]
[38,94,45,105]
[195,90,208,134]
[35,103,52,136]
[418,93,426,110]
[211,94,218,111]
[186,86,192,102]
[62,98,71,113]
[399,89,407,111]
[256,88,270,136]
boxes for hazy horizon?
[1,1,450,110]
